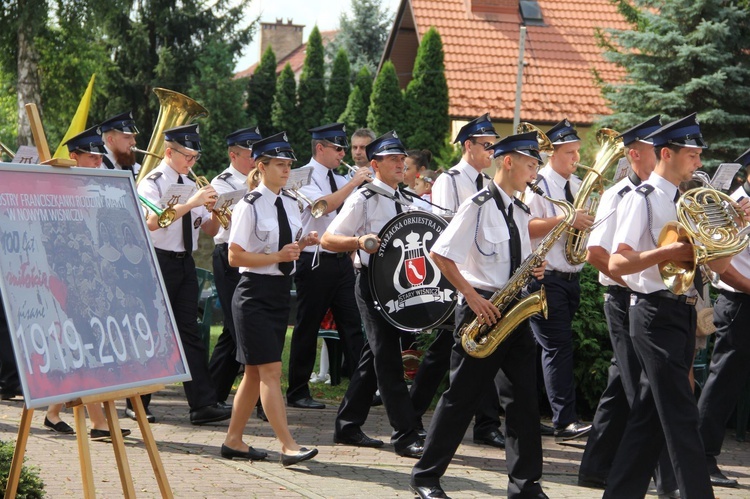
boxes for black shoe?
[217,401,232,410]
[124,407,156,423]
[190,403,232,425]
[554,421,592,442]
[657,490,681,499]
[396,439,424,459]
[371,394,383,407]
[577,474,606,489]
[539,422,555,436]
[709,470,738,488]
[287,397,325,409]
[410,485,450,499]
[220,444,267,461]
[1,389,22,400]
[256,404,268,421]
[473,429,505,448]
[43,417,75,435]
[280,447,318,467]
[417,427,427,439]
[334,430,384,448]
[90,428,131,441]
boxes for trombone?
[284,187,328,218]
[187,167,231,229]
[131,146,162,160]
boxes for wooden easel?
[4,385,172,498]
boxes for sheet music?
[158,183,195,208]
[285,165,314,190]
[214,189,245,212]
[711,163,742,191]
[612,157,630,184]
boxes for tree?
[272,64,301,145]
[367,60,403,135]
[326,48,351,123]
[354,65,374,111]
[327,0,394,73]
[339,86,368,133]
[403,27,449,156]
[296,26,326,164]
[246,45,277,137]
[597,0,750,167]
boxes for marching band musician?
[604,114,730,497]
[523,118,593,441]
[411,113,506,449]
[208,127,263,407]
[136,124,232,425]
[322,131,425,458]
[410,132,548,499]
[221,132,319,466]
[577,116,679,496]
[98,111,141,177]
[287,123,370,412]
[697,147,750,489]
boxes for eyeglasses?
[471,139,494,149]
[171,148,201,162]
[324,144,345,153]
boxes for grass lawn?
[208,325,351,404]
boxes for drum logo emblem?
[405,255,426,286]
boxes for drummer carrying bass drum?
[322,131,425,459]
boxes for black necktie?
[275,197,293,275]
[673,189,680,204]
[177,175,193,253]
[507,203,521,277]
[564,180,575,203]
[328,170,341,213]
[475,174,484,192]
[394,191,403,214]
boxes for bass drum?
[369,211,456,332]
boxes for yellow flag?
[53,74,96,159]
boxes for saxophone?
[460,183,576,358]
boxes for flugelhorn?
[139,195,176,228]
[187,167,231,229]
[131,146,162,160]
[284,187,328,218]
[340,160,372,178]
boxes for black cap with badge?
[453,113,499,144]
[252,131,297,161]
[547,118,580,145]
[645,113,708,149]
[226,127,262,149]
[309,122,349,148]
[164,124,202,152]
[99,111,139,135]
[365,131,408,161]
[487,131,543,165]
[63,125,107,154]
[617,115,662,147]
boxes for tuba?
[564,128,624,265]
[460,183,576,358]
[516,122,553,156]
[135,88,208,184]
[657,185,750,294]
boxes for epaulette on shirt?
[243,192,261,204]
[635,184,654,197]
[399,188,414,202]
[618,185,633,198]
[513,198,531,215]
[445,169,460,177]
[217,172,233,182]
[472,188,493,206]
[359,186,377,199]
[147,172,162,181]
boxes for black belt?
[607,285,629,296]
[155,248,188,259]
[639,290,698,306]
[544,269,579,281]
[720,289,750,301]
[302,251,349,259]
[216,242,228,249]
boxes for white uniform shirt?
[611,172,693,294]
[228,183,303,275]
[525,163,584,273]
[715,184,750,294]
[211,164,248,245]
[326,178,416,268]
[431,159,487,216]
[432,183,532,292]
[137,161,211,252]
[587,175,640,286]
[101,145,141,177]
[298,159,348,254]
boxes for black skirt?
[232,272,293,366]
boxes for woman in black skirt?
[221,132,320,466]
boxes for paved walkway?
[1,385,749,498]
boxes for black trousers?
[579,287,676,492]
[409,326,503,437]
[698,291,750,473]
[604,293,712,498]
[208,243,242,402]
[140,253,217,411]
[287,252,364,403]
[411,291,543,498]
[334,268,420,452]
[528,274,580,427]
[0,303,21,394]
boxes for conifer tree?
[339,86,368,132]
[403,27,449,155]
[598,0,750,165]
[297,26,326,164]
[354,65,373,111]
[271,63,300,145]
[367,60,402,135]
[246,45,277,137]
[326,48,351,123]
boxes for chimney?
[470,0,518,15]
[259,18,305,62]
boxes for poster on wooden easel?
[0,162,190,409]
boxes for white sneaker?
[323,374,331,385]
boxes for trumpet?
[139,195,176,228]
[341,160,372,178]
[187,167,231,229]
[131,146,163,160]
[284,187,328,218]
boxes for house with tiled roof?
[234,19,338,81]
[381,0,631,138]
